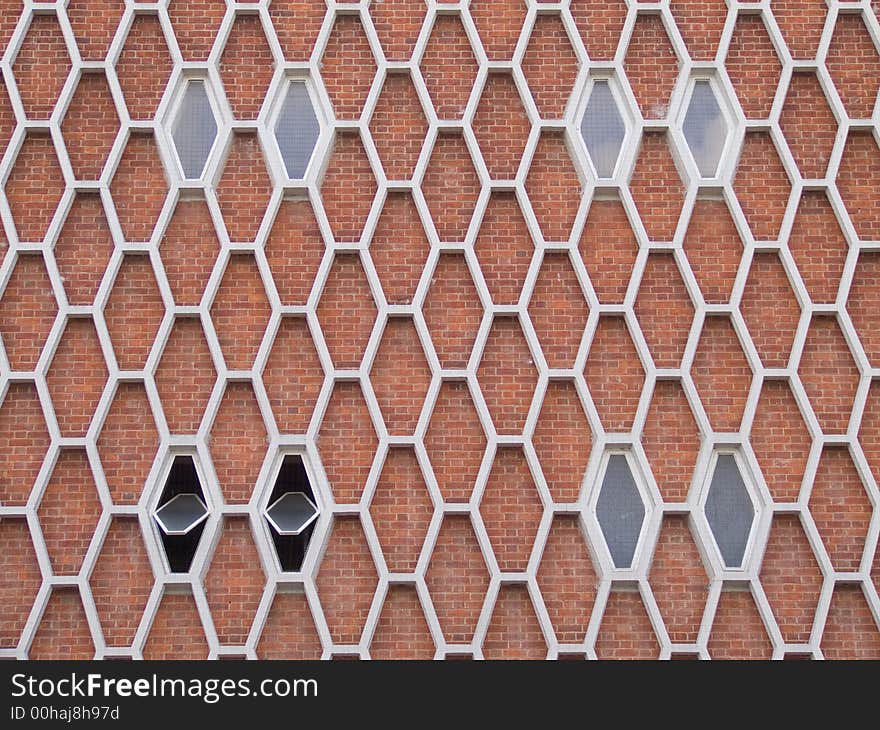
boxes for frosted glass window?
[705,454,755,568]
[596,454,646,569]
[580,80,626,178]
[171,81,218,179]
[683,80,728,177]
[275,82,321,178]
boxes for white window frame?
[674,72,741,184]
[575,72,638,184]
[696,448,763,574]
[161,75,227,184]
[266,75,330,185]
[257,447,326,576]
[148,449,217,576]
[587,448,656,576]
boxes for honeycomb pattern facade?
[1,0,880,660]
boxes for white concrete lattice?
[0,0,878,659]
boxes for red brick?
[483,585,546,659]
[371,585,435,660]
[316,517,378,644]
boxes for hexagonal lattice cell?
[263,455,320,572]
[580,80,627,178]
[624,13,681,120]
[681,80,729,177]
[274,81,321,179]
[371,71,429,181]
[170,80,218,179]
[522,13,579,120]
[152,456,209,573]
[220,13,274,121]
[12,12,70,120]
[703,454,756,569]
[595,454,647,570]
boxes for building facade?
[1,0,880,659]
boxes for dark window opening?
[154,455,208,573]
[265,455,318,572]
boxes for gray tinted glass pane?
[580,81,626,177]
[596,454,646,568]
[705,454,755,567]
[683,80,727,177]
[172,81,217,179]
[275,82,320,178]
[267,491,318,535]
[155,493,208,535]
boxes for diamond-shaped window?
[171,80,218,179]
[682,80,729,177]
[275,81,321,179]
[153,455,210,572]
[596,454,647,569]
[262,455,321,571]
[580,80,626,178]
[704,454,755,568]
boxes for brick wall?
[1,2,880,660]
